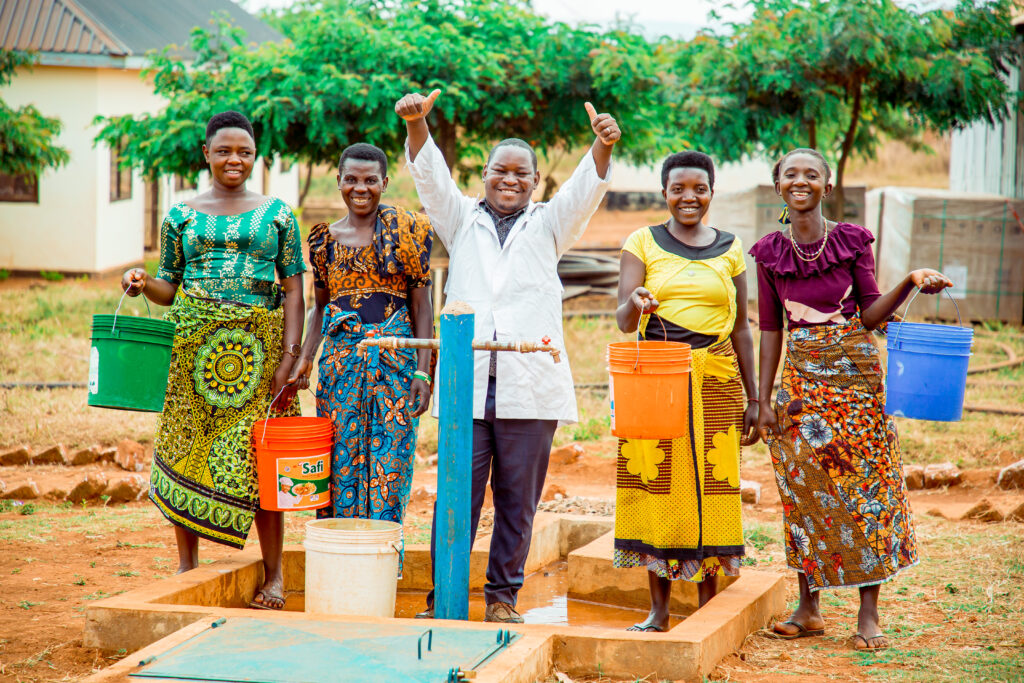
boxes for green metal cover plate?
[132,617,518,683]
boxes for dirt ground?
[2,234,1023,681]
[2,445,1023,683]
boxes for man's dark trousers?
[428,376,557,607]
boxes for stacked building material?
[866,188,1024,324]
[557,251,620,300]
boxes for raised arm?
[395,89,470,249]
[546,102,619,255]
[584,102,620,179]
[395,89,440,163]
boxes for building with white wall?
[0,0,299,274]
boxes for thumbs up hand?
[396,89,441,122]
[585,102,621,146]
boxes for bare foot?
[175,561,198,575]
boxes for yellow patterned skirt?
[149,290,298,549]
[613,338,745,581]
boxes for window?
[0,173,39,203]
[109,137,132,201]
[174,174,197,191]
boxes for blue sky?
[241,0,753,39]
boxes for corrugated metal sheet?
[0,0,125,54]
[950,64,1024,199]
[74,0,283,57]
[0,0,282,57]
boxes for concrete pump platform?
[83,514,785,682]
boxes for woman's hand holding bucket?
[909,269,953,294]
[288,356,313,392]
[630,287,659,314]
[121,268,147,296]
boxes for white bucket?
[303,518,402,617]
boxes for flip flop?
[769,619,825,639]
[249,590,286,611]
[852,632,888,650]
[626,623,666,633]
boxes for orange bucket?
[254,416,334,511]
[607,341,691,439]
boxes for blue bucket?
[885,291,972,422]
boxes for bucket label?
[277,452,330,510]
[88,347,99,394]
[608,374,615,431]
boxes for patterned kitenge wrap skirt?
[149,291,298,549]
[614,338,745,581]
[315,304,418,570]
[769,317,918,591]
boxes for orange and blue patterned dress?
[308,207,432,555]
[750,223,918,591]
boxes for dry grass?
[845,133,951,190]
[537,512,1024,683]
[2,280,1022,472]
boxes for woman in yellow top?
[615,151,759,631]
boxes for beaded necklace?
[788,217,830,262]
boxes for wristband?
[747,397,760,404]
[413,370,432,384]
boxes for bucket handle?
[258,382,318,443]
[111,287,152,334]
[259,384,292,444]
[892,287,963,348]
[634,299,668,371]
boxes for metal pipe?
[356,336,562,363]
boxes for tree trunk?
[540,175,559,202]
[808,119,817,150]
[298,161,314,208]
[831,77,863,222]
[435,115,458,170]
[539,149,567,202]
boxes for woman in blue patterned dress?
[293,143,433,571]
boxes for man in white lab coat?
[396,89,620,623]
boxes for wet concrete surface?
[286,561,684,630]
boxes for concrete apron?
[83,513,786,682]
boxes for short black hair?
[338,142,388,178]
[772,148,832,183]
[205,111,254,146]
[486,138,537,172]
[661,151,715,190]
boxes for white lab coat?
[405,135,610,423]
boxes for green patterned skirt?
[149,290,298,548]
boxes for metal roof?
[1,0,126,55]
[0,0,282,57]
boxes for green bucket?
[88,295,176,412]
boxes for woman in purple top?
[751,148,951,651]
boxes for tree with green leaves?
[96,0,671,206]
[0,50,69,177]
[677,0,1022,217]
